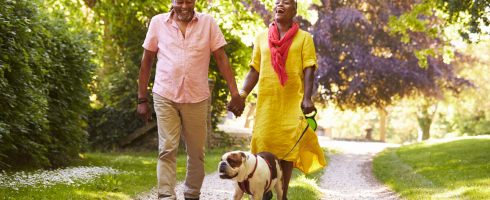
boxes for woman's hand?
[302,97,315,114]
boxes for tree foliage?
[436,0,490,41]
[388,0,490,68]
[445,42,490,136]
[0,0,97,169]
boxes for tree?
[245,0,472,141]
[444,41,490,136]
[391,0,490,43]
[437,0,490,41]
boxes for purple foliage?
[243,0,472,110]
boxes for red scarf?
[268,21,299,86]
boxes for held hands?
[227,93,245,117]
[302,98,316,115]
[137,102,152,125]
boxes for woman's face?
[273,0,297,22]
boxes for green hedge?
[0,0,96,169]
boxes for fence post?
[206,79,215,149]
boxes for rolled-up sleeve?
[249,34,261,73]
[302,34,318,71]
[142,17,159,52]
[209,17,227,52]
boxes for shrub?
[0,0,96,169]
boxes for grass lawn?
[1,147,237,200]
[373,137,490,199]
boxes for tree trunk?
[377,107,387,142]
[244,103,256,128]
[365,128,373,141]
[420,118,431,140]
[416,102,438,141]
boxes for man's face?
[173,0,195,21]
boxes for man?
[136,0,245,199]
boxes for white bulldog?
[218,151,283,200]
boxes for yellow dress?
[249,29,327,175]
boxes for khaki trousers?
[153,93,207,199]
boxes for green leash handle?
[303,108,318,131]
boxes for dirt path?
[135,140,401,200]
[134,171,234,200]
[318,140,401,200]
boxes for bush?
[87,108,148,151]
[0,0,96,169]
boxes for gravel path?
[134,171,235,200]
[318,140,401,200]
[135,139,402,200]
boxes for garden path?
[318,140,401,200]
[135,139,401,200]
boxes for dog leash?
[237,123,309,195]
[279,123,309,162]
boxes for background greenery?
[0,0,97,169]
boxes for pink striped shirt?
[142,11,227,103]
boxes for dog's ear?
[239,152,246,160]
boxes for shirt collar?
[165,9,200,23]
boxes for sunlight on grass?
[141,160,156,165]
[74,189,131,199]
[288,174,322,199]
[373,138,490,199]
[321,147,343,155]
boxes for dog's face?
[218,151,248,179]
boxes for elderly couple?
[137,0,327,199]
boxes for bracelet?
[239,89,248,100]
[138,98,148,104]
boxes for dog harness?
[237,155,273,195]
[237,124,310,195]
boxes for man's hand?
[138,49,156,124]
[227,94,245,117]
[301,98,315,115]
[137,102,152,124]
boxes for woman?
[237,0,327,199]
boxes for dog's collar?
[244,154,258,182]
[237,155,258,195]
